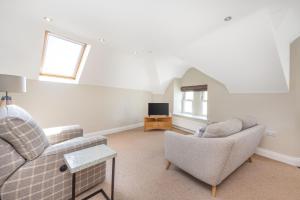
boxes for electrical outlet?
[265,129,276,137]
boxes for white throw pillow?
[194,126,207,137]
[202,118,242,138]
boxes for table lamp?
[0,74,26,105]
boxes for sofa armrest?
[44,125,83,145]
[164,131,234,186]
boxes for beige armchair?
[0,105,107,200]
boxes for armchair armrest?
[44,125,83,145]
[43,135,107,156]
[164,131,234,186]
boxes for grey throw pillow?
[202,118,242,138]
[238,116,257,130]
[0,105,49,160]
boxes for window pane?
[202,102,208,116]
[185,91,194,100]
[183,101,192,113]
[203,91,208,101]
[41,33,85,78]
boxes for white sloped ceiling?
[0,0,299,94]
[179,9,288,93]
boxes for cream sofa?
[164,124,265,197]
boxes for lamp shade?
[0,74,26,93]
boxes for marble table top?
[64,144,117,173]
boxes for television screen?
[148,103,169,116]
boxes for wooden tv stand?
[144,115,172,131]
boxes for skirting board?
[172,125,195,134]
[87,122,143,136]
[255,147,300,167]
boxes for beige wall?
[155,38,300,157]
[4,40,300,157]
[13,80,152,133]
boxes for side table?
[64,144,117,200]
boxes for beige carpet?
[78,128,300,200]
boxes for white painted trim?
[86,122,143,136]
[172,125,194,134]
[255,147,300,167]
[173,112,208,121]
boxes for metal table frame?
[71,157,115,200]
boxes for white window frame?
[200,91,208,116]
[181,90,208,117]
[40,31,87,81]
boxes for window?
[182,91,194,113]
[40,31,87,81]
[201,91,208,116]
[181,91,208,117]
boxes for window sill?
[39,75,79,84]
[173,113,208,121]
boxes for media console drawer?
[144,116,172,131]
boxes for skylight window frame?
[40,31,87,80]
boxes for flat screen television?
[148,103,169,116]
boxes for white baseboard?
[86,122,143,136]
[255,147,300,167]
[172,125,195,134]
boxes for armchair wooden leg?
[212,186,217,197]
[166,161,171,170]
[248,156,253,163]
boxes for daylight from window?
[40,32,87,82]
[183,91,194,113]
[201,91,208,116]
[181,91,208,118]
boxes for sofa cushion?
[0,105,49,160]
[239,116,257,130]
[0,138,25,187]
[202,118,242,138]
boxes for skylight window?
[40,31,88,82]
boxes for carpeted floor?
[78,128,300,200]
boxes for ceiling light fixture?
[224,16,232,22]
[43,17,53,22]
[133,51,137,55]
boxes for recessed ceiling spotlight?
[99,38,105,43]
[133,51,137,55]
[43,17,53,22]
[224,16,232,22]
